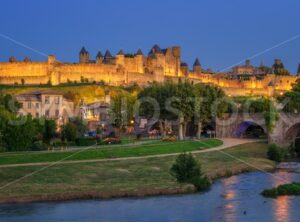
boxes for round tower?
[172,46,181,76]
[48,55,56,64]
[135,49,144,73]
[96,51,103,64]
[103,50,114,64]
[79,47,89,63]
[116,50,125,66]
[193,58,201,74]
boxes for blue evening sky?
[0,0,299,73]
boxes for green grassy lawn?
[0,142,274,202]
[0,139,222,165]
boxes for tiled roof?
[17,90,64,96]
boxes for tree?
[138,81,196,140]
[61,122,77,141]
[172,81,195,140]
[279,79,300,113]
[110,93,136,133]
[3,115,39,151]
[69,117,87,137]
[43,119,57,143]
[272,60,290,76]
[274,68,290,76]
[193,84,227,139]
[170,153,211,191]
[240,97,279,132]
[138,81,176,137]
[258,65,272,74]
[0,94,21,113]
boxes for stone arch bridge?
[216,112,300,147]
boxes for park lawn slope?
[0,141,274,203]
[0,139,222,165]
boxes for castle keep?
[0,44,299,96]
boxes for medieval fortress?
[0,44,299,96]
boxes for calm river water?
[1,171,300,222]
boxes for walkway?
[0,138,264,168]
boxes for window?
[100,114,107,121]
[45,110,50,117]
[19,103,23,108]
[55,110,59,117]
[36,103,39,108]
[28,102,31,109]
[36,113,39,118]
[55,96,60,104]
[45,96,50,104]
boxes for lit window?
[55,110,59,117]
[55,96,60,104]
[45,96,50,104]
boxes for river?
[1,171,300,222]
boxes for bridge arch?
[282,123,300,146]
[232,121,267,138]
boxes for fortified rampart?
[0,45,299,96]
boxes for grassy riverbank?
[0,139,222,165]
[0,141,274,203]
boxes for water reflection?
[221,175,239,222]
[274,196,291,222]
[272,172,295,222]
[0,171,299,222]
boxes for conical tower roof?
[193,58,201,66]
[117,50,124,55]
[80,47,88,54]
[148,44,163,55]
[104,50,113,58]
[135,48,144,56]
[96,51,103,58]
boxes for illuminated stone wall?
[0,46,299,96]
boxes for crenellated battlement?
[0,44,299,97]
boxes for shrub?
[75,137,100,146]
[31,141,48,151]
[162,135,177,142]
[262,182,300,198]
[189,176,211,191]
[170,153,211,191]
[0,146,6,152]
[267,144,285,162]
[61,122,77,142]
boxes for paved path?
[0,138,264,168]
